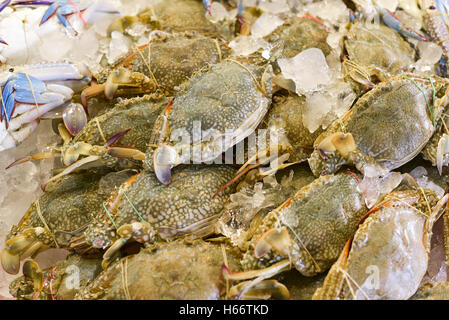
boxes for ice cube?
[229,35,269,56]
[258,0,290,13]
[251,13,284,38]
[305,0,349,26]
[278,48,331,94]
[207,2,230,23]
[107,31,132,64]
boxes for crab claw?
[254,227,291,259]
[229,279,290,300]
[222,259,291,282]
[379,7,427,41]
[317,132,356,159]
[1,227,46,275]
[63,103,87,136]
[437,134,449,175]
[6,151,60,169]
[22,260,44,292]
[0,38,7,45]
[0,62,90,151]
[153,144,178,185]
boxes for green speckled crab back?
[169,62,270,137]
[345,80,434,169]
[68,95,169,152]
[115,165,236,230]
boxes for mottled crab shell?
[108,0,226,37]
[76,240,242,300]
[84,165,237,249]
[309,76,447,177]
[134,33,228,94]
[314,189,442,300]
[260,94,324,163]
[6,170,116,249]
[241,173,367,277]
[153,60,272,165]
[63,94,169,154]
[344,22,416,80]
[95,33,228,95]
[411,282,449,300]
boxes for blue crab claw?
[0,38,7,45]
[379,7,427,41]
[39,0,88,27]
[0,62,90,151]
[63,103,87,136]
[153,144,178,185]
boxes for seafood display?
[3,0,449,301]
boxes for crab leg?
[229,279,290,300]
[0,120,38,152]
[379,7,427,41]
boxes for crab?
[75,240,280,300]
[308,74,449,178]
[68,165,238,268]
[7,94,170,184]
[342,21,416,89]
[0,62,90,151]
[9,254,102,300]
[140,60,272,185]
[81,32,229,106]
[313,186,448,300]
[0,168,134,275]
[107,0,228,38]
[221,172,369,298]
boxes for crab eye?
[8,68,14,72]
[429,5,436,10]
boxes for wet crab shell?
[344,22,416,81]
[108,0,227,38]
[241,172,367,277]
[76,240,242,300]
[309,75,448,177]
[95,33,229,95]
[148,60,272,166]
[314,189,443,300]
[5,169,117,249]
[84,165,237,250]
[64,94,170,154]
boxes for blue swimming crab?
[76,240,248,300]
[144,60,273,185]
[68,165,237,269]
[81,32,229,106]
[0,62,90,151]
[221,172,369,298]
[7,94,169,183]
[313,185,449,300]
[0,168,134,275]
[309,74,449,177]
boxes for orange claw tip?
[5,156,30,170]
[221,263,232,279]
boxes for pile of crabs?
[4,0,449,300]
